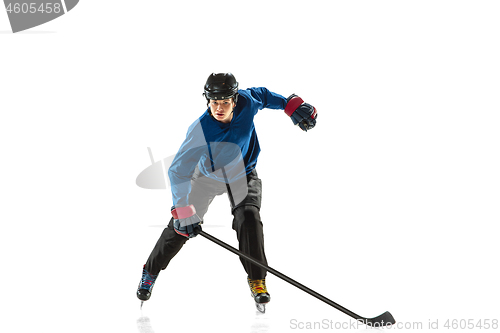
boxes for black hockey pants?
[144,168,268,280]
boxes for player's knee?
[243,205,260,223]
[234,205,261,229]
[162,223,188,245]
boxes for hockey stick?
[141,148,394,324]
[198,230,395,326]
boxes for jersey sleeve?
[168,119,208,207]
[246,87,287,113]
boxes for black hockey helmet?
[203,73,239,104]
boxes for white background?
[1,1,499,332]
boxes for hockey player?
[137,73,317,310]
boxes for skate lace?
[248,278,268,294]
[140,270,157,290]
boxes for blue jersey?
[168,87,287,206]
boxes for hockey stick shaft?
[144,148,393,325]
[198,230,366,321]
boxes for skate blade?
[140,301,144,309]
[255,303,266,313]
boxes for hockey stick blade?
[198,230,395,325]
[363,311,396,326]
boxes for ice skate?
[248,277,270,313]
[137,265,158,307]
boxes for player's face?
[209,98,236,123]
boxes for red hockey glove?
[171,205,202,238]
[284,94,317,131]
